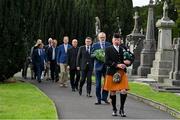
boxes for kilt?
[103,69,129,91]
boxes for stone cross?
[132,12,140,34]
[126,11,145,75]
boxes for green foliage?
[0,82,58,119]
[0,0,133,81]
[134,0,179,38]
[92,49,105,63]
[0,0,27,81]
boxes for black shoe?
[94,102,101,105]
[86,94,92,97]
[119,109,126,117]
[102,99,110,104]
[38,80,41,83]
[79,89,82,96]
[75,87,79,91]
[112,110,117,116]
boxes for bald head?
[98,32,106,42]
[72,39,78,48]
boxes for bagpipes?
[121,46,135,66]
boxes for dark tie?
[52,48,55,60]
[102,42,105,49]
[87,46,90,54]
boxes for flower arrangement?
[92,49,105,62]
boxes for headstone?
[147,1,175,82]
[172,38,180,86]
[137,0,156,77]
[126,12,145,75]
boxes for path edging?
[128,92,180,119]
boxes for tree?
[0,0,133,81]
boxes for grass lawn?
[0,81,58,119]
[129,82,180,112]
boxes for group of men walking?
[24,32,134,117]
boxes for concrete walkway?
[27,79,174,119]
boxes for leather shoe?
[119,109,126,117]
[102,99,110,104]
[86,94,92,97]
[112,110,117,116]
[79,89,82,96]
[94,102,101,105]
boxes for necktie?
[52,48,55,60]
[87,46,90,54]
[102,42,105,49]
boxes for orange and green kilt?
[103,69,129,91]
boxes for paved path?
[27,79,174,119]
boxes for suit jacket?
[76,45,94,71]
[57,44,72,64]
[67,47,79,70]
[32,48,47,66]
[47,46,58,62]
[105,45,127,75]
[91,41,111,71]
[44,44,51,54]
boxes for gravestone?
[137,0,156,77]
[148,1,175,82]
[126,12,145,75]
[172,38,180,86]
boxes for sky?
[133,0,150,7]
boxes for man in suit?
[32,42,47,83]
[77,37,94,97]
[30,39,42,79]
[67,39,80,91]
[47,39,59,82]
[44,38,53,80]
[92,32,111,105]
[57,36,72,87]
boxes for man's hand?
[77,67,80,70]
[67,66,70,70]
[117,64,126,69]
[123,60,131,65]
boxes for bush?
[0,0,26,81]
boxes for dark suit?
[44,44,51,78]
[76,45,94,95]
[105,45,127,75]
[67,47,80,90]
[91,41,111,103]
[32,48,47,82]
[47,46,59,82]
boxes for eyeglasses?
[100,37,105,38]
